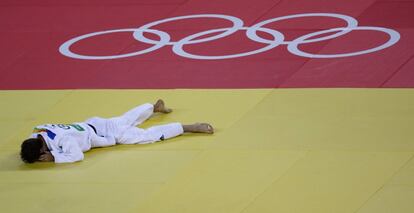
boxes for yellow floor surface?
[0,89,414,213]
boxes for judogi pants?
[85,103,184,147]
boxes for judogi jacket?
[30,123,113,163]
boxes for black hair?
[20,138,43,163]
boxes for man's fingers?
[39,154,47,162]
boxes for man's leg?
[86,99,172,138]
[117,123,183,145]
[182,123,214,134]
[117,123,214,145]
[112,99,172,127]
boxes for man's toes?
[154,99,172,113]
[206,124,214,134]
[154,99,164,108]
[199,123,214,134]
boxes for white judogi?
[31,103,184,163]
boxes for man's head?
[20,137,47,163]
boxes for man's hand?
[39,152,54,162]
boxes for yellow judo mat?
[1,89,414,213]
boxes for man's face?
[39,140,49,155]
[37,139,54,162]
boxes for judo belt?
[87,124,97,134]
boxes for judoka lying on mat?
[20,99,214,163]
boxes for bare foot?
[183,123,214,134]
[154,99,172,113]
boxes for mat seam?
[379,55,414,87]
[352,153,414,213]
[239,150,310,213]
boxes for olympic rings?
[246,13,358,45]
[59,28,170,60]
[173,27,284,60]
[287,26,401,58]
[59,13,401,60]
[133,14,244,45]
